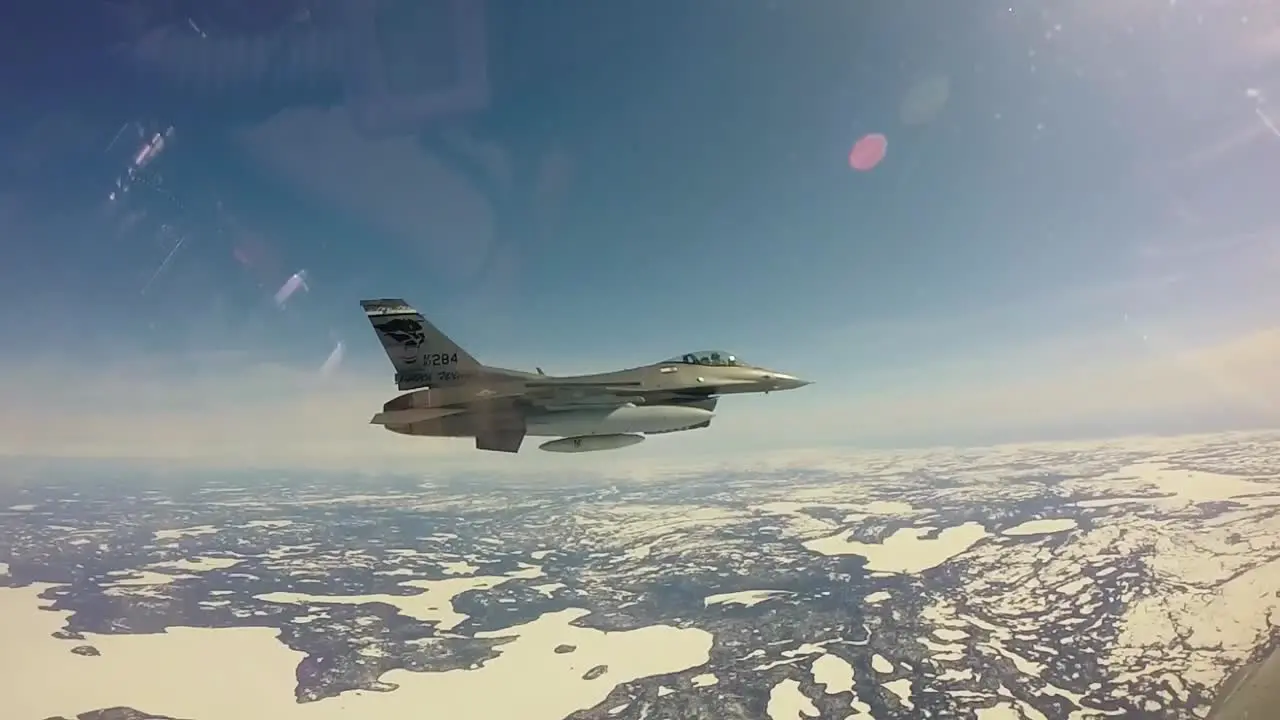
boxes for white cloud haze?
[3,322,1279,475]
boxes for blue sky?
[2,2,1280,472]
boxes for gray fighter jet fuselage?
[361,298,811,454]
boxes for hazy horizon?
[3,1,1279,472]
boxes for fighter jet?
[360,298,812,454]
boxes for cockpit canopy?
[665,350,742,367]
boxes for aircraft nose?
[764,373,812,391]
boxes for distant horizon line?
[1,426,1276,481]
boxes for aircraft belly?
[526,405,714,438]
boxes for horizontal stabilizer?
[369,407,464,426]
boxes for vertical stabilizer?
[360,298,480,390]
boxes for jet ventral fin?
[360,298,480,391]
[472,408,526,453]
[476,428,525,453]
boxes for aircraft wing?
[373,382,643,422]
[519,381,721,410]
[523,379,643,390]
[520,380,649,407]
[376,376,709,422]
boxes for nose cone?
[762,372,812,392]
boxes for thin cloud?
[0,355,463,470]
[237,107,497,285]
[806,326,1280,447]
[4,323,1279,472]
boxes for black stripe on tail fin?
[360,298,480,390]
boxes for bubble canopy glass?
[664,350,741,367]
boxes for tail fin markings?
[360,298,479,391]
